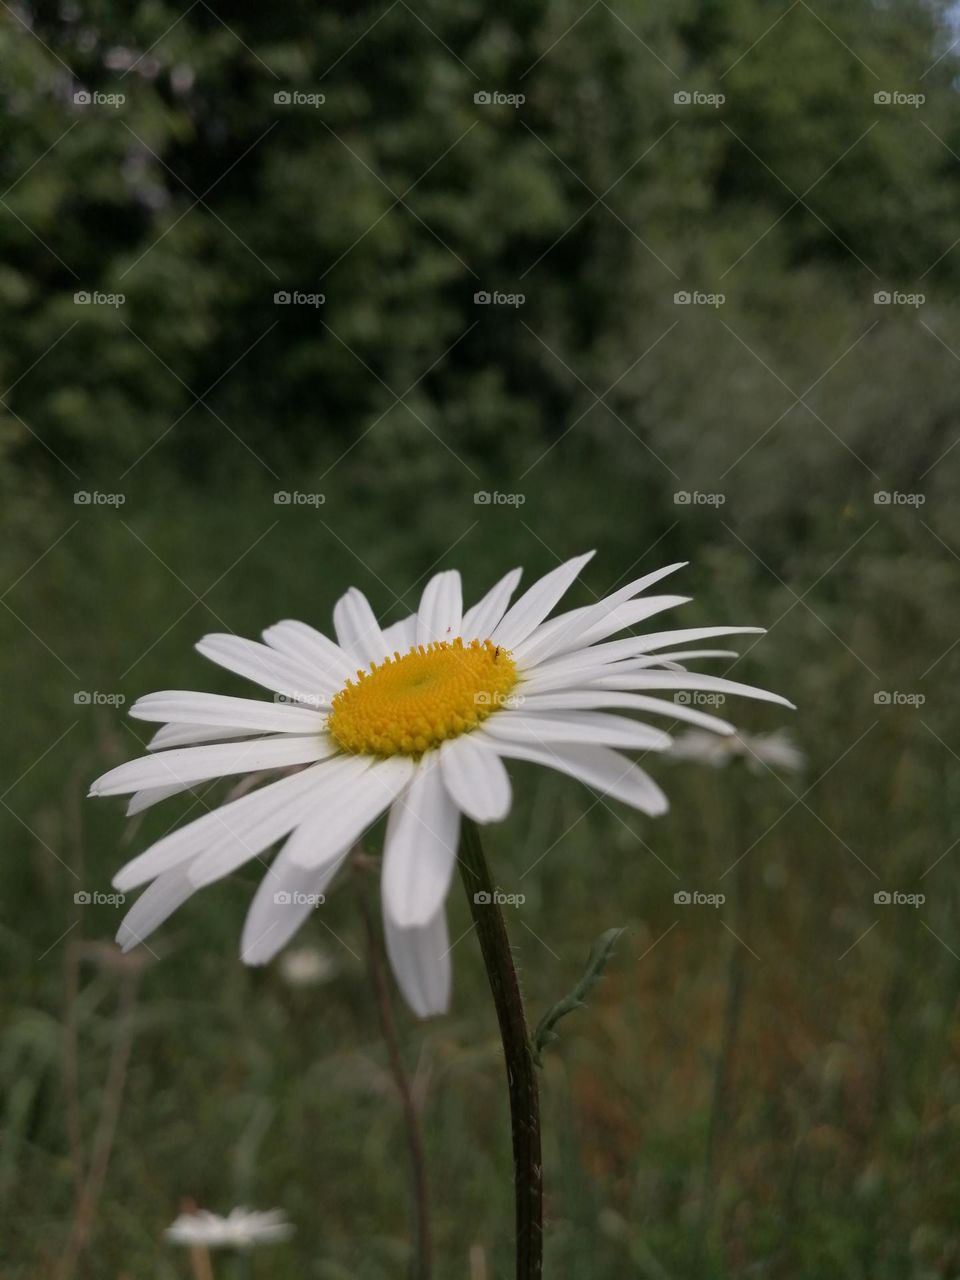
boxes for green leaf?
[532,927,625,1067]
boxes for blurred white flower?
[279,944,337,987]
[668,728,804,774]
[164,1207,293,1250]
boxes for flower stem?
[459,819,542,1280]
[354,868,432,1280]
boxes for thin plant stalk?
[354,856,432,1280]
[459,819,542,1280]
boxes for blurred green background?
[4,1,960,1276]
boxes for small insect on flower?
[164,1207,294,1250]
[90,554,792,1019]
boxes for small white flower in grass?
[91,553,792,1019]
[668,727,805,774]
[164,1206,293,1249]
[279,943,337,987]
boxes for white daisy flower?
[668,727,805,774]
[164,1206,294,1249]
[91,552,791,1018]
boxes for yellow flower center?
[328,638,518,758]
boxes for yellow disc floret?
[328,638,518,758]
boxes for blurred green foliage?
[4,0,960,1276]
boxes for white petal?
[112,762,334,891]
[518,688,735,733]
[116,867,197,951]
[240,841,348,965]
[440,735,512,823]
[131,691,329,731]
[461,567,523,641]
[598,625,765,655]
[90,735,336,798]
[482,710,671,752]
[261,620,355,685]
[416,570,462,646]
[148,723,262,751]
[513,563,688,664]
[571,595,691,648]
[381,756,460,929]
[589,671,795,708]
[126,782,196,815]
[491,552,595,650]
[286,755,416,868]
[480,737,668,815]
[381,612,418,652]
[384,905,451,1019]
[188,753,379,888]
[196,634,324,702]
[333,587,388,667]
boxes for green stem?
[459,819,543,1280]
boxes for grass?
[3,448,960,1278]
